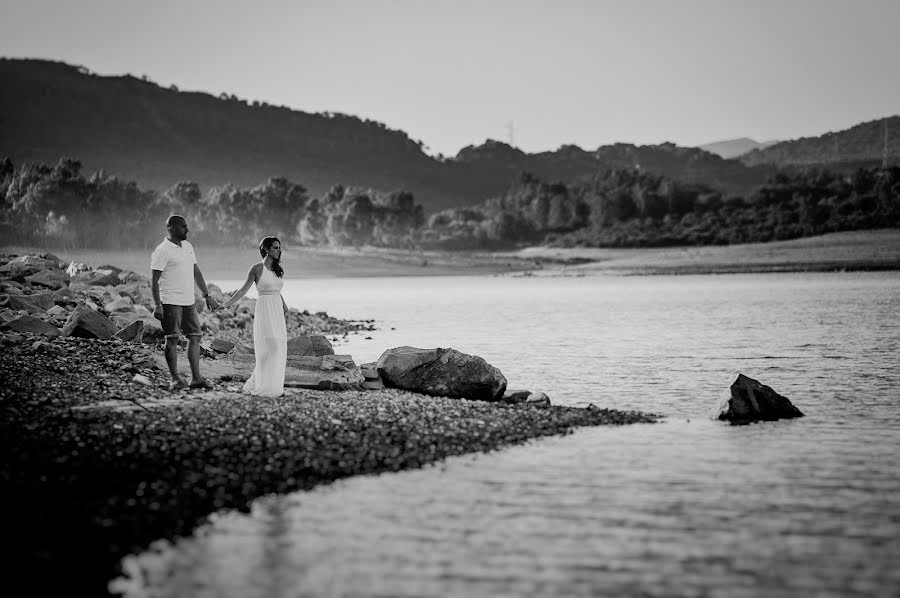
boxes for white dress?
[243,265,287,397]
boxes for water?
[114,272,900,597]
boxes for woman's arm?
[282,296,290,324]
[221,265,260,309]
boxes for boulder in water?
[713,374,804,423]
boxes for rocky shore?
[1,252,658,595]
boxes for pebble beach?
[0,252,658,596]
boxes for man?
[151,214,220,390]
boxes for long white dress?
[242,265,287,397]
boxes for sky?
[2,0,898,157]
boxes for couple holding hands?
[151,215,289,397]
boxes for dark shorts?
[161,304,202,339]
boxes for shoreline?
[1,334,658,596]
[5,228,900,280]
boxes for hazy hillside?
[699,137,778,159]
[4,58,883,212]
[740,116,900,169]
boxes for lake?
[112,272,900,597]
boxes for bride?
[221,237,289,397]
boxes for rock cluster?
[0,252,374,349]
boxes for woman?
[221,237,289,397]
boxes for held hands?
[153,304,163,322]
[205,295,221,311]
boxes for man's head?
[166,215,189,241]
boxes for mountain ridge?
[1,58,895,212]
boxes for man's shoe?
[169,379,189,391]
[189,378,214,390]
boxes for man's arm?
[151,270,164,319]
[194,264,220,310]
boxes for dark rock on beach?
[377,346,508,401]
[713,373,805,423]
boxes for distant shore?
[4,229,899,280]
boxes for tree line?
[422,167,900,248]
[1,156,897,251]
[0,158,422,249]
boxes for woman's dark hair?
[259,236,284,278]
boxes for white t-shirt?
[151,238,198,306]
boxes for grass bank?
[5,229,899,280]
[510,229,900,275]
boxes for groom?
[151,214,220,390]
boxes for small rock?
[502,389,532,404]
[132,374,152,386]
[525,392,551,408]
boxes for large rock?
[25,269,70,289]
[117,281,154,305]
[115,320,144,343]
[0,292,55,314]
[376,346,507,401]
[0,315,61,337]
[104,297,134,312]
[71,271,122,287]
[61,305,118,339]
[713,374,804,423]
[0,255,62,278]
[286,335,334,356]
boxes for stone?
[104,297,134,312]
[376,346,507,401]
[61,305,118,339]
[47,305,69,318]
[502,389,532,404]
[713,374,804,423]
[286,335,335,356]
[115,320,144,343]
[117,281,154,305]
[232,342,254,354]
[362,378,384,390]
[25,269,70,289]
[132,374,152,386]
[210,338,236,353]
[1,292,55,314]
[72,271,122,287]
[525,392,551,408]
[359,362,380,380]
[0,315,61,337]
[31,340,62,355]
[0,255,61,278]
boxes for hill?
[699,137,779,159]
[740,116,900,169]
[0,58,785,212]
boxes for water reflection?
[112,418,900,598]
[119,273,900,597]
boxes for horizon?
[2,0,898,157]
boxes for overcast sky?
[2,0,898,156]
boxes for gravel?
[1,331,659,596]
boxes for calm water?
[113,272,900,597]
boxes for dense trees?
[1,156,897,251]
[0,158,422,249]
